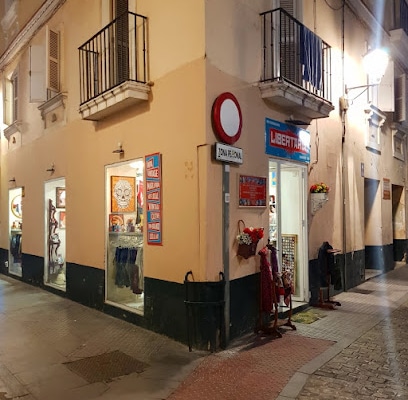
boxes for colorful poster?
[265,118,310,163]
[111,176,136,212]
[145,153,162,245]
[239,175,267,207]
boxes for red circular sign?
[211,92,242,145]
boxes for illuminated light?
[362,48,389,84]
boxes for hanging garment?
[133,245,144,293]
[300,25,322,91]
[258,247,273,314]
[114,247,134,287]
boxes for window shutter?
[12,74,18,122]
[48,29,60,97]
[115,0,128,18]
[30,45,46,102]
[3,77,12,125]
[280,0,295,15]
[377,60,394,112]
[395,74,407,122]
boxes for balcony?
[259,8,334,121]
[78,12,150,121]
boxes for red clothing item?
[258,247,273,313]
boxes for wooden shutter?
[3,77,12,125]
[280,0,295,15]
[30,45,46,102]
[115,0,128,18]
[11,73,18,122]
[48,29,60,97]
[395,73,407,122]
[377,60,394,112]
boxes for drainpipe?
[341,0,348,291]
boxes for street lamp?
[340,48,389,111]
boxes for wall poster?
[238,175,267,207]
[111,176,136,213]
[145,153,162,245]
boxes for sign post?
[211,92,243,347]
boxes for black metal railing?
[78,12,147,105]
[260,8,332,102]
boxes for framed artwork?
[11,195,22,218]
[109,213,124,232]
[56,187,66,208]
[111,176,136,213]
[59,211,66,229]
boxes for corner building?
[0,0,407,349]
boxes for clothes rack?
[255,243,296,337]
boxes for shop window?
[9,187,23,277]
[44,179,66,291]
[106,159,144,315]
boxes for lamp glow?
[362,48,389,84]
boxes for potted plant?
[236,220,264,259]
[310,182,330,214]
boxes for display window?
[44,178,66,291]
[105,159,144,314]
[9,187,23,277]
[269,160,308,301]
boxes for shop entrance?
[269,160,308,302]
[44,178,66,291]
[9,187,23,277]
[105,159,144,315]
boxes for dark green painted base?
[230,273,259,339]
[0,248,8,274]
[66,262,105,309]
[365,244,394,271]
[0,243,398,351]
[22,253,44,285]
[393,239,408,262]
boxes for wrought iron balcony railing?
[260,8,332,103]
[78,12,147,105]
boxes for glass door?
[269,160,308,301]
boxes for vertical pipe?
[223,163,230,347]
[341,0,348,291]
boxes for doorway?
[9,187,23,277]
[44,178,66,291]
[269,160,308,301]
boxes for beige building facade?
[0,0,407,348]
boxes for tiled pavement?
[1,264,408,399]
[170,264,408,400]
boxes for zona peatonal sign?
[215,142,243,164]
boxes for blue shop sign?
[265,118,310,163]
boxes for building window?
[3,69,18,126]
[366,105,386,152]
[393,130,405,161]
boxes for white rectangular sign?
[215,142,243,164]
